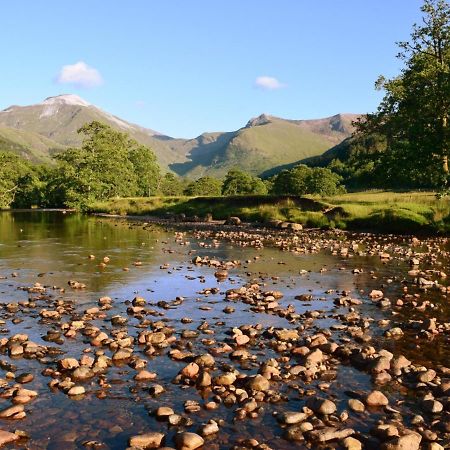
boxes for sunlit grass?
[89,191,450,234]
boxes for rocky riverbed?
[0,211,448,449]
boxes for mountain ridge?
[0,94,358,176]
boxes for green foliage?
[0,151,31,208]
[183,176,222,196]
[158,173,185,196]
[354,0,450,191]
[222,169,268,195]
[129,144,161,196]
[271,165,344,196]
[52,121,161,208]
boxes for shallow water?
[0,211,448,449]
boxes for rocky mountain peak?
[41,94,91,107]
[245,113,272,128]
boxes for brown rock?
[129,432,165,449]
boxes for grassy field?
[88,191,450,234]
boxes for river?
[0,211,448,449]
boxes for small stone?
[343,436,362,450]
[134,370,157,382]
[129,432,165,449]
[247,374,269,391]
[68,386,85,396]
[381,432,421,450]
[180,362,199,379]
[156,406,174,418]
[174,432,204,449]
[366,390,388,406]
[348,399,365,412]
[418,369,436,383]
[307,397,337,415]
[0,430,19,446]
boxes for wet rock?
[200,420,219,436]
[0,430,19,446]
[247,374,269,391]
[381,431,421,450]
[134,370,157,382]
[307,397,337,415]
[174,432,204,449]
[59,358,79,370]
[278,411,308,425]
[129,432,165,449]
[213,372,236,386]
[348,399,365,412]
[180,362,199,379]
[0,404,25,419]
[68,386,85,396]
[417,369,436,383]
[343,436,362,450]
[274,329,299,341]
[225,217,241,226]
[366,390,389,406]
[390,355,411,373]
[307,427,354,442]
[156,406,174,418]
[422,399,443,413]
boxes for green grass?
[88,191,450,234]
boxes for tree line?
[0,121,345,209]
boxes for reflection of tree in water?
[0,211,172,295]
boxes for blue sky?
[1,0,424,138]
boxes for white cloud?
[254,76,286,90]
[56,61,103,88]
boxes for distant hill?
[169,113,358,177]
[0,125,65,163]
[0,94,185,167]
[0,94,358,176]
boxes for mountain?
[0,125,65,163]
[0,94,357,176]
[169,113,358,177]
[0,94,185,167]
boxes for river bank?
[0,211,448,449]
[88,191,450,235]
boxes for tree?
[184,176,223,196]
[158,173,185,196]
[53,121,161,208]
[356,0,450,190]
[271,165,344,196]
[305,167,344,196]
[0,151,31,208]
[222,169,268,195]
[129,144,161,197]
[271,165,312,195]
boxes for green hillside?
[0,95,185,169]
[0,126,65,163]
[169,114,357,177]
[0,95,357,176]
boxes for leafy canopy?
[355,0,450,191]
[222,169,268,196]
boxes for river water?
[0,211,448,449]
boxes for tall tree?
[53,121,160,208]
[356,0,450,189]
[222,169,267,195]
[129,144,161,197]
[0,151,30,208]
